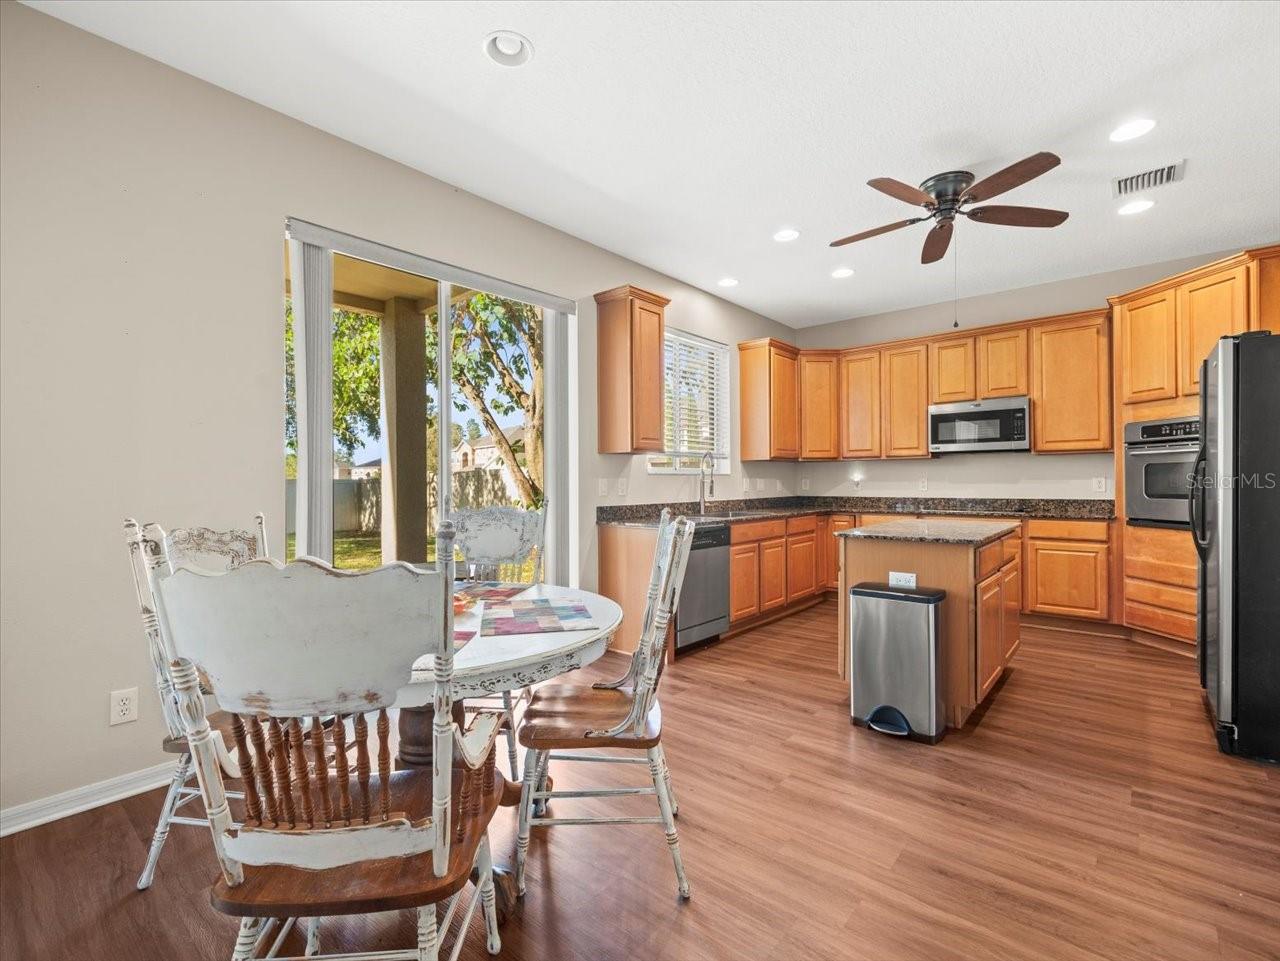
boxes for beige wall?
[0,3,793,810]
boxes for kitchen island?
[837,518,1023,729]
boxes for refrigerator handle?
[1191,444,1210,556]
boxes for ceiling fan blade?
[921,220,953,264]
[829,217,926,247]
[867,177,936,208]
[966,205,1069,227]
[962,152,1060,204]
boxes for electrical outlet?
[1092,477,1107,493]
[742,474,751,491]
[888,571,917,589]
[110,687,138,726]
[597,478,609,497]
[852,477,862,491]
[756,478,765,491]
[775,479,783,492]
[801,478,811,491]
[616,478,628,497]
[919,476,928,492]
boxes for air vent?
[1112,160,1185,198]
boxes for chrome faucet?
[699,451,715,514]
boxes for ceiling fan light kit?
[831,151,1069,264]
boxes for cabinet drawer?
[785,515,817,534]
[731,519,786,543]
[1125,600,1195,643]
[857,513,906,527]
[1003,533,1021,563]
[1024,519,1109,542]
[977,540,1006,579]
[1124,576,1196,614]
[1123,524,1197,588]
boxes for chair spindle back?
[451,505,546,583]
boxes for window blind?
[649,330,729,472]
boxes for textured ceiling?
[26,0,1280,327]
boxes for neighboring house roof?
[455,426,525,452]
[356,457,382,468]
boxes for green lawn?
[286,531,436,571]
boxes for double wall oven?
[1123,417,1199,528]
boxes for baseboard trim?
[0,759,179,838]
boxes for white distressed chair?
[514,512,695,899]
[124,514,268,890]
[152,522,504,961]
[450,505,546,782]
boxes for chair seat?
[518,684,662,750]
[162,710,239,754]
[210,763,502,918]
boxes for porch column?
[379,297,429,563]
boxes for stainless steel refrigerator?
[1192,331,1280,763]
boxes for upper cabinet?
[1116,289,1178,405]
[928,337,976,404]
[1029,312,1111,455]
[839,349,881,458]
[1031,311,1112,452]
[595,285,669,453]
[799,351,839,459]
[1177,266,1247,396]
[976,328,1029,398]
[739,339,799,460]
[882,343,930,458]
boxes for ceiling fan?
[830,151,1069,263]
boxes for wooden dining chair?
[123,515,268,890]
[450,505,546,782]
[514,513,695,899]
[152,521,504,961]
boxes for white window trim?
[647,328,731,476]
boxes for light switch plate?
[801,478,811,491]
[776,479,783,492]
[742,475,751,491]
[756,479,765,491]
[888,571,917,589]
[919,476,928,492]
[598,479,609,497]
[616,478,628,497]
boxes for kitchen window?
[647,329,730,474]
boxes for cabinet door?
[829,515,854,587]
[770,347,800,459]
[799,353,839,459]
[629,298,666,451]
[786,533,817,602]
[881,344,930,458]
[977,328,1029,398]
[759,537,788,611]
[1119,291,1177,405]
[1026,539,1109,619]
[1002,558,1021,663]
[839,350,881,458]
[729,542,760,623]
[1177,266,1247,396]
[977,570,1004,701]
[1031,314,1112,452]
[928,337,976,404]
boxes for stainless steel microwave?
[928,397,1030,453]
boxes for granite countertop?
[837,518,1020,546]
[597,496,1113,528]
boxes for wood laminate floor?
[2,602,1277,960]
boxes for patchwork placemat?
[481,598,596,636]
[454,581,528,602]
[453,629,477,646]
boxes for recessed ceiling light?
[773,228,800,243]
[1109,118,1155,142]
[484,31,533,67]
[1118,199,1154,215]
[831,267,854,279]
[717,277,739,288]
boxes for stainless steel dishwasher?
[674,523,730,651]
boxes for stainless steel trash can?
[849,582,946,743]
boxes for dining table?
[393,582,624,921]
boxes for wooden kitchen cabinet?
[1117,289,1178,405]
[828,514,854,587]
[977,327,1029,398]
[786,532,817,602]
[595,285,669,453]
[1177,265,1248,396]
[739,339,800,460]
[729,542,761,623]
[976,570,1005,701]
[838,349,882,458]
[759,537,788,611]
[1002,557,1022,661]
[1026,538,1110,620]
[1031,311,1112,452]
[928,336,976,404]
[1123,523,1198,644]
[881,342,930,458]
[799,351,840,459]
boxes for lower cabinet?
[1026,540,1109,619]
[729,542,760,623]
[828,514,854,587]
[1123,524,1198,643]
[977,570,1005,701]
[1002,558,1022,661]
[786,532,817,601]
[760,537,788,611]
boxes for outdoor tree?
[465,419,482,442]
